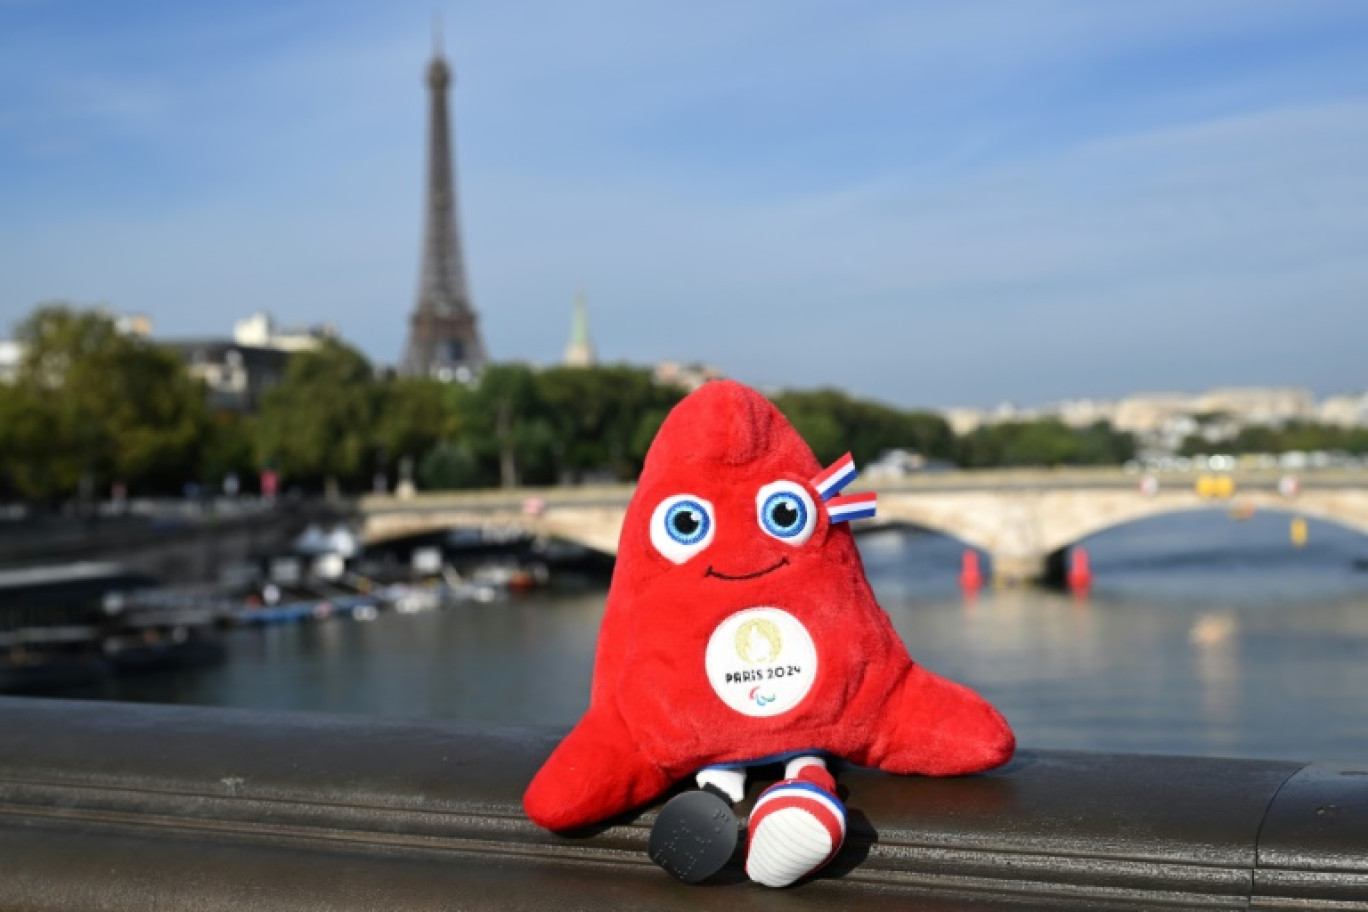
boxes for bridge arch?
[879,486,1368,584]
[1036,490,1368,559]
[859,517,994,555]
[873,491,1012,556]
[360,478,1368,585]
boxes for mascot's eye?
[650,494,716,564]
[755,481,817,545]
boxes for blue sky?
[2,1,1366,409]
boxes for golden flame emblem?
[734,618,782,664]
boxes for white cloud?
[454,94,1368,404]
[2,0,1366,406]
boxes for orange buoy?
[1067,546,1092,591]
[959,550,983,591]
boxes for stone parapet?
[0,698,1364,909]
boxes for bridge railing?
[359,466,1368,511]
[0,697,1364,909]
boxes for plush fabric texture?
[524,380,1014,831]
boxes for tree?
[477,364,557,487]
[0,381,63,501]
[1072,420,1135,464]
[1214,421,1368,456]
[3,305,209,501]
[955,419,1134,468]
[536,366,685,482]
[200,411,258,493]
[374,376,459,488]
[770,388,956,467]
[255,339,377,493]
[0,382,34,499]
[418,439,484,490]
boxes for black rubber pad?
[648,789,739,884]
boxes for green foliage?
[201,411,258,490]
[535,365,685,481]
[1186,421,1368,456]
[770,388,955,466]
[1072,420,1136,464]
[2,305,209,500]
[255,339,377,490]
[0,304,1155,503]
[956,418,1134,468]
[374,376,458,472]
[0,382,59,499]
[418,440,485,490]
[477,363,558,486]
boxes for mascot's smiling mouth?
[705,557,790,581]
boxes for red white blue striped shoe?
[744,766,846,887]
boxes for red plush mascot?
[524,380,1013,887]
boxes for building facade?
[165,313,334,412]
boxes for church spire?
[563,290,596,367]
[400,37,487,381]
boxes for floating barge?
[0,563,225,691]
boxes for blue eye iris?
[665,499,710,545]
[755,481,817,546]
[650,493,716,564]
[761,492,807,538]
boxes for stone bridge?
[360,469,1368,584]
[0,500,346,584]
[362,486,632,557]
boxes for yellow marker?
[1291,517,1308,548]
[1196,475,1236,499]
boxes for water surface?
[76,508,1368,763]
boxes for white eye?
[755,480,817,546]
[650,494,716,564]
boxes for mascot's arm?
[524,706,674,831]
[865,663,1015,776]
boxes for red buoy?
[959,550,983,591]
[1067,546,1092,591]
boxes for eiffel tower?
[401,42,487,380]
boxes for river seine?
[79,509,1368,764]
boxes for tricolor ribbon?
[811,452,877,523]
[826,491,877,523]
[811,452,857,501]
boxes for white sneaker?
[744,768,846,888]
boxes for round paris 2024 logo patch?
[704,607,817,718]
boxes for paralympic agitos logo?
[748,685,777,707]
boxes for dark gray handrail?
[0,697,1363,910]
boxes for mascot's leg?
[696,766,747,804]
[867,664,1015,776]
[523,708,673,832]
[648,765,744,884]
[745,756,846,888]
